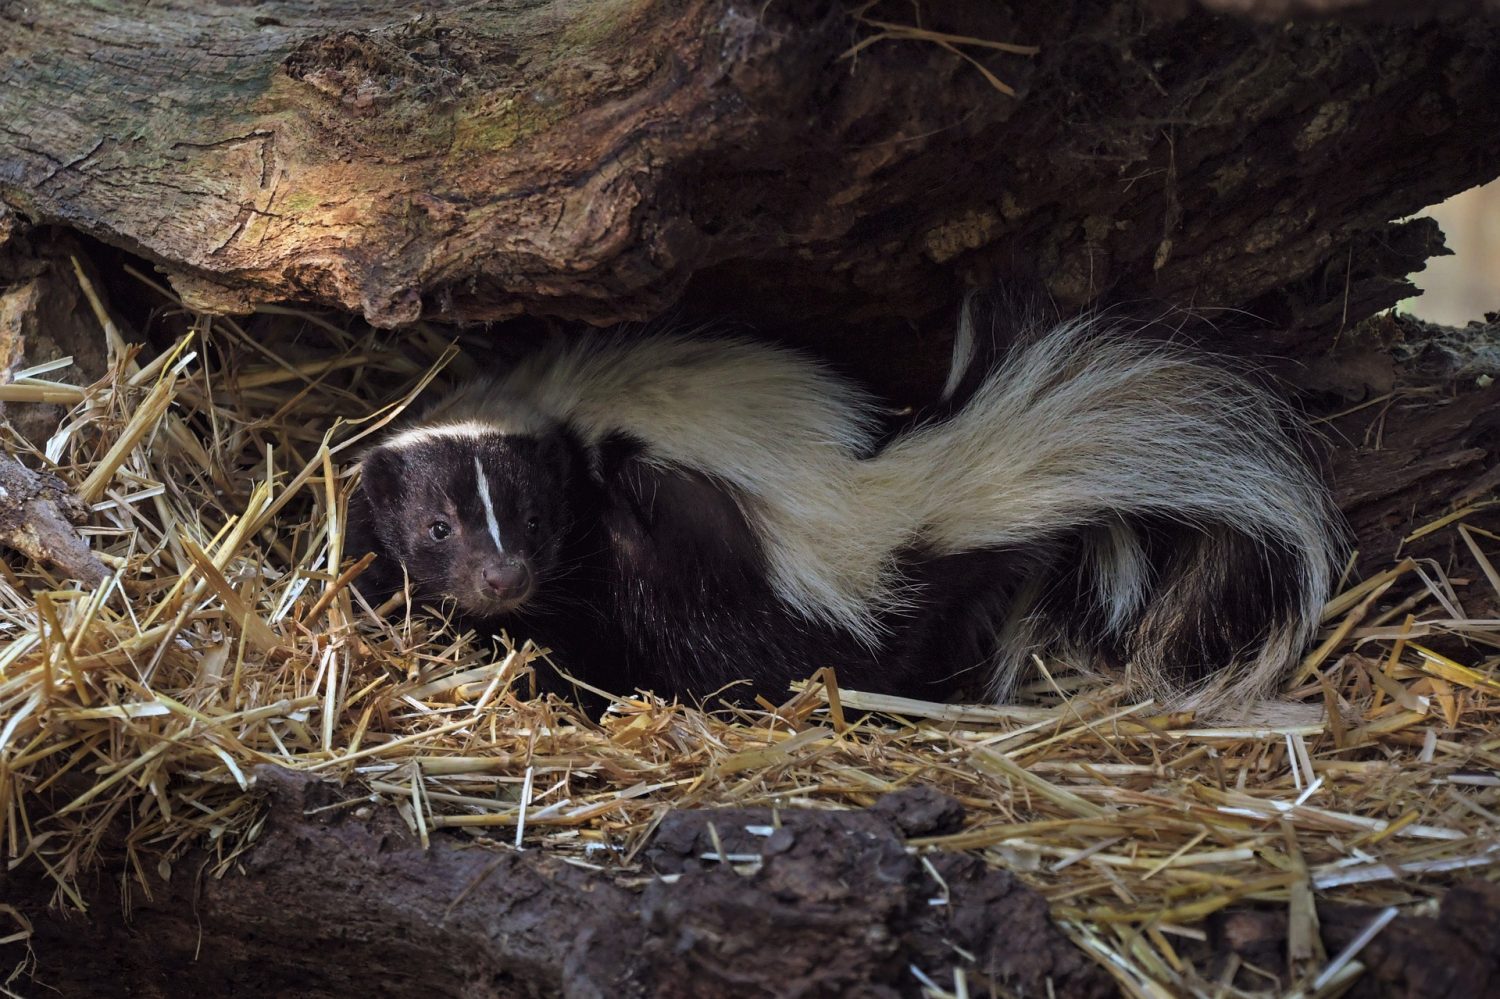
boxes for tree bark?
[1,1,1498,334]
[1,772,1114,999]
[9,768,1496,997]
[1207,881,1500,998]
[0,453,106,584]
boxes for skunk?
[346,295,1342,712]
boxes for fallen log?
[2,1,1497,336]
[2,773,1114,999]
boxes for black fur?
[346,304,1332,711]
[347,425,1044,705]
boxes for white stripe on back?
[473,456,505,554]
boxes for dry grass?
[842,3,1039,97]
[1,266,1498,997]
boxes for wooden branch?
[0,453,106,585]
[1,2,1497,335]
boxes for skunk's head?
[355,426,580,618]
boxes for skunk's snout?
[482,559,533,603]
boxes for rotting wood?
[1,1,1498,335]
[1205,881,1500,997]
[0,454,105,585]
[1,772,1114,999]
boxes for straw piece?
[77,342,194,504]
[969,747,1109,819]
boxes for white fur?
[399,312,1339,711]
[877,317,1339,706]
[1087,521,1152,634]
[423,332,893,636]
[387,413,551,449]
[941,303,979,402]
[473,456,506,554]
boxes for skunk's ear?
[357,445,407,515]
[583,444,607,485]
[592,432,644,485]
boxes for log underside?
[0,1,1498,342]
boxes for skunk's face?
[356,429,577,618]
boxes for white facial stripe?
[473,456,505,554]
[385,422,488,450]
[384,409,548,450]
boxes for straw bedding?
[1,266,1497,997]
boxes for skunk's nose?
[483,560,533,601]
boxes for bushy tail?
[882,297,1343,712]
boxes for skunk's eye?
[429,521,452,541]
[525,516,540,534]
